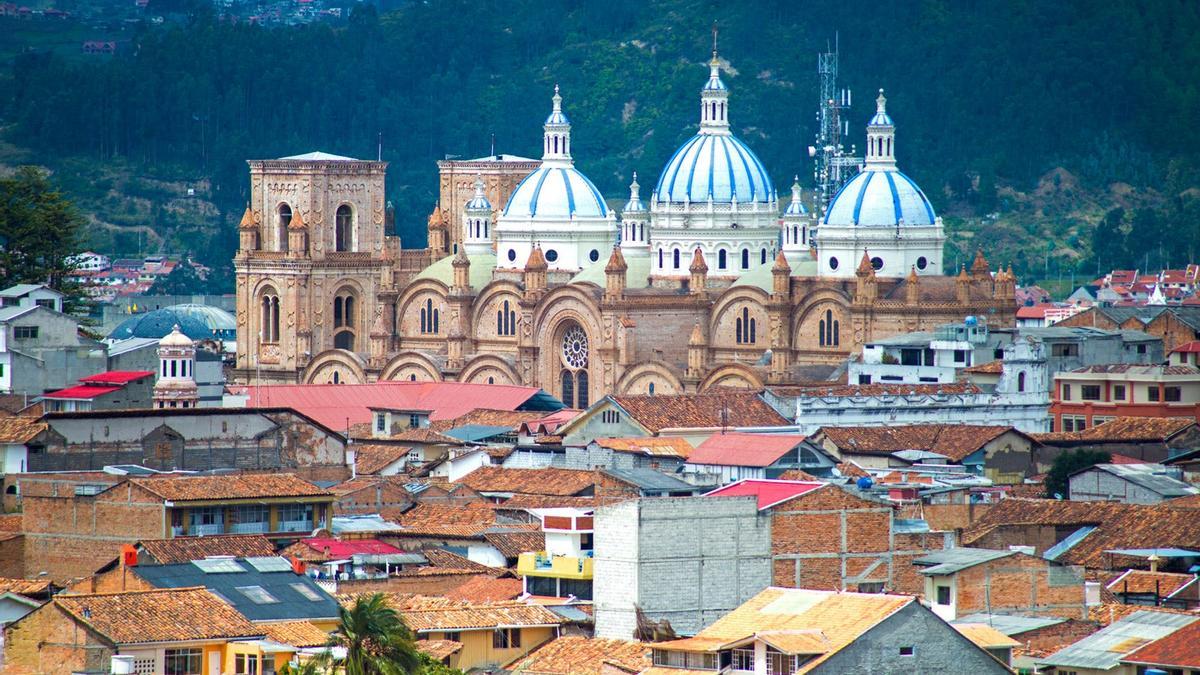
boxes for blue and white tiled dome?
[655,133,775,204]
[822,170,936,227]
[503,166,609,219]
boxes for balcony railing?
[229,521,269,534]
[517,551,594,580]
[190,523,224,536]
[279,519,313,533]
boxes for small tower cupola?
[542,85,572,165]
[865,89,897,169]
[153,324,199,409]
[699,32,731,134]
[462,174,493,255]
[621,172,649,250]
[781,176,811,254]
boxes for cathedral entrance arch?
[304,350,366,385]
[459,354,520,386]
[380,352,443,382]
[699,363,763,391]
[615,362,684,396]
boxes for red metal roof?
[241,382,547,430]
[299,538,402,557]
[43,384,124,400]
[1016,305,1051,319]
[1172,341,1200,354]
[687,432,808,467]
[705,479,826,510]
[77,370,154,385]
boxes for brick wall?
[0,534,23,578]
[64,563,155,594]
[3,603,114,675]
[335,482,413,520]
[769,485,944,595]
[952,553,1087,620]
[1013,618,1099,659]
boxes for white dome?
[655,133,774,205]
[822,170,935,227]
[502,166,609,219]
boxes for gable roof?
[0,578,53,597]
[688,432,808,467]
[397,502,504,538]
[352,444,411,475]
[1038,610,1200,670]
[52,587,262,645]
[1123,616,1200,668]
[912,548,1017,575]
[705,479,826,510]
[137,535,278,564]
[953,623,1022,650]
[240,381,560,429]
[607,391,789,433]
[455,466,597,497]
[0,416,47,444]
[505,636,650,675]
[263,620,331,648]
[1033,416,1198,444]
[401,601,565,632]
[652,587,914,673]
[130,557,340,622]
[1072,463,1199,498]
[130,474,332,502]
[815,424,1016,462]
[443,576,524,603]
[483,530,546,559]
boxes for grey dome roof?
[108,304,234,341]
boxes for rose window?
[561,325,589,370]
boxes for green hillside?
[2,0,1199,292]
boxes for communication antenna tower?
[810,34,862,220]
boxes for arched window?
[335,205,352,252]
[1018,371,1026,392]
[819,318,826,347]
[561,370,574,409]
[332,371,340,384]
[277,204,291,252]
[736,307,756,345]
[720,101,725,120]
[673,249,681,269]
[658,249,663,268]
[554,136,559,154]
[260,291,280,343]
[741,248,749,269]
[639,224,644,241]
[418,299,439,335]
[577,370,589,408]
[833,319,840,346]
[801,227,806,245]
[718,250,727,270]
[170,360,177,377]
[819,309,838,348]
[334,291,356,350]
[497,300,516,337]
[761,248,768,265]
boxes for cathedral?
[233,48,1015,406]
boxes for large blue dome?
[502,166,609,219]
[109,304,235,342]
[655,133,774,204]
[822,170,936,227]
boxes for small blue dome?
[466,193,491,211]
[655,133,774,204]
[822,170,936,227]
[545,108,570,126]
[624,195,647,213]
[503,166,609,218]
[869,110,894,126]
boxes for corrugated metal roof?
[1037,610,1199,670]
[954,613,1067,636]
[604,467,699,494]
[913,548,1015,575]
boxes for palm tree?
[286,593,422,675]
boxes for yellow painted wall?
[429,627,556,671]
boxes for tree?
[1044,449,1111,499]
[0,166,89,314]
[287,593,423,675]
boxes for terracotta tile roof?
[610,391,788,433]
[770,382,981,398]
[388,427,463,444]
[0,416,46,443]
[953,623,1022,650]
[1088,602,1198,626]
[353,444,411,475]
[835,461,870,479]
[430,409,551,433]
[262,620,331,648]
[689,432,808,467]
[775,469,825,481]
[653,588,912,673]
[1106,570,1199,597]
[1032,417,1198,444]
[455,466,598,497]
[962,360,1003,374]
[137,534,277,564]
[402,601,565,632]
[1122,616,1200,668]
[54,587,262,644]
[422,548,504,574]
[494,494,599,510]
[592,437,692,459]
[505,636,651,675]
[397,502,499,538]
[443,576,524,603]
[1164,494,1200,508]
[483,530,546,558]
[816,424,1014,462]
[417,639,464,660]
[130,474,332,501]
[0,578,52,596]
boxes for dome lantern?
[699,25,730,134]
[154,324,199,410]
[621,172,649,251]
[542,84,572,165]
[865,89,897,169]
[462,174,493,255]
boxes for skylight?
[193,558,246,574]
[237,585,280,604]
[291,583,323,601]
[244,556,294,573]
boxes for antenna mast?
[812,34,861,220]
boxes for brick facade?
[929,553,1088,620]
[3,603,114,675]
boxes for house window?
[1165,386,1183,402]
[376,413,387,432]
[235,653,259,674]
[857,582,884,593]
[443,631,461,642]
[766,649,797,675]
[1062,416,1088,433]
[953,349,966,364]
[1149,386,1161,402]
[900,349,922,366]
[164,648,203,675]
[899,646,915,656]
[1081,385,1101,401]
[493,628,522,649]
[1137,344,1147,354]
[1051,343,1079,357]
[936,585,951,605]
[13,326,38,339]
[1113,384,1126,400]
[731,648,755,671]
[1061,384,1072,400]
[408,414,421,428]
